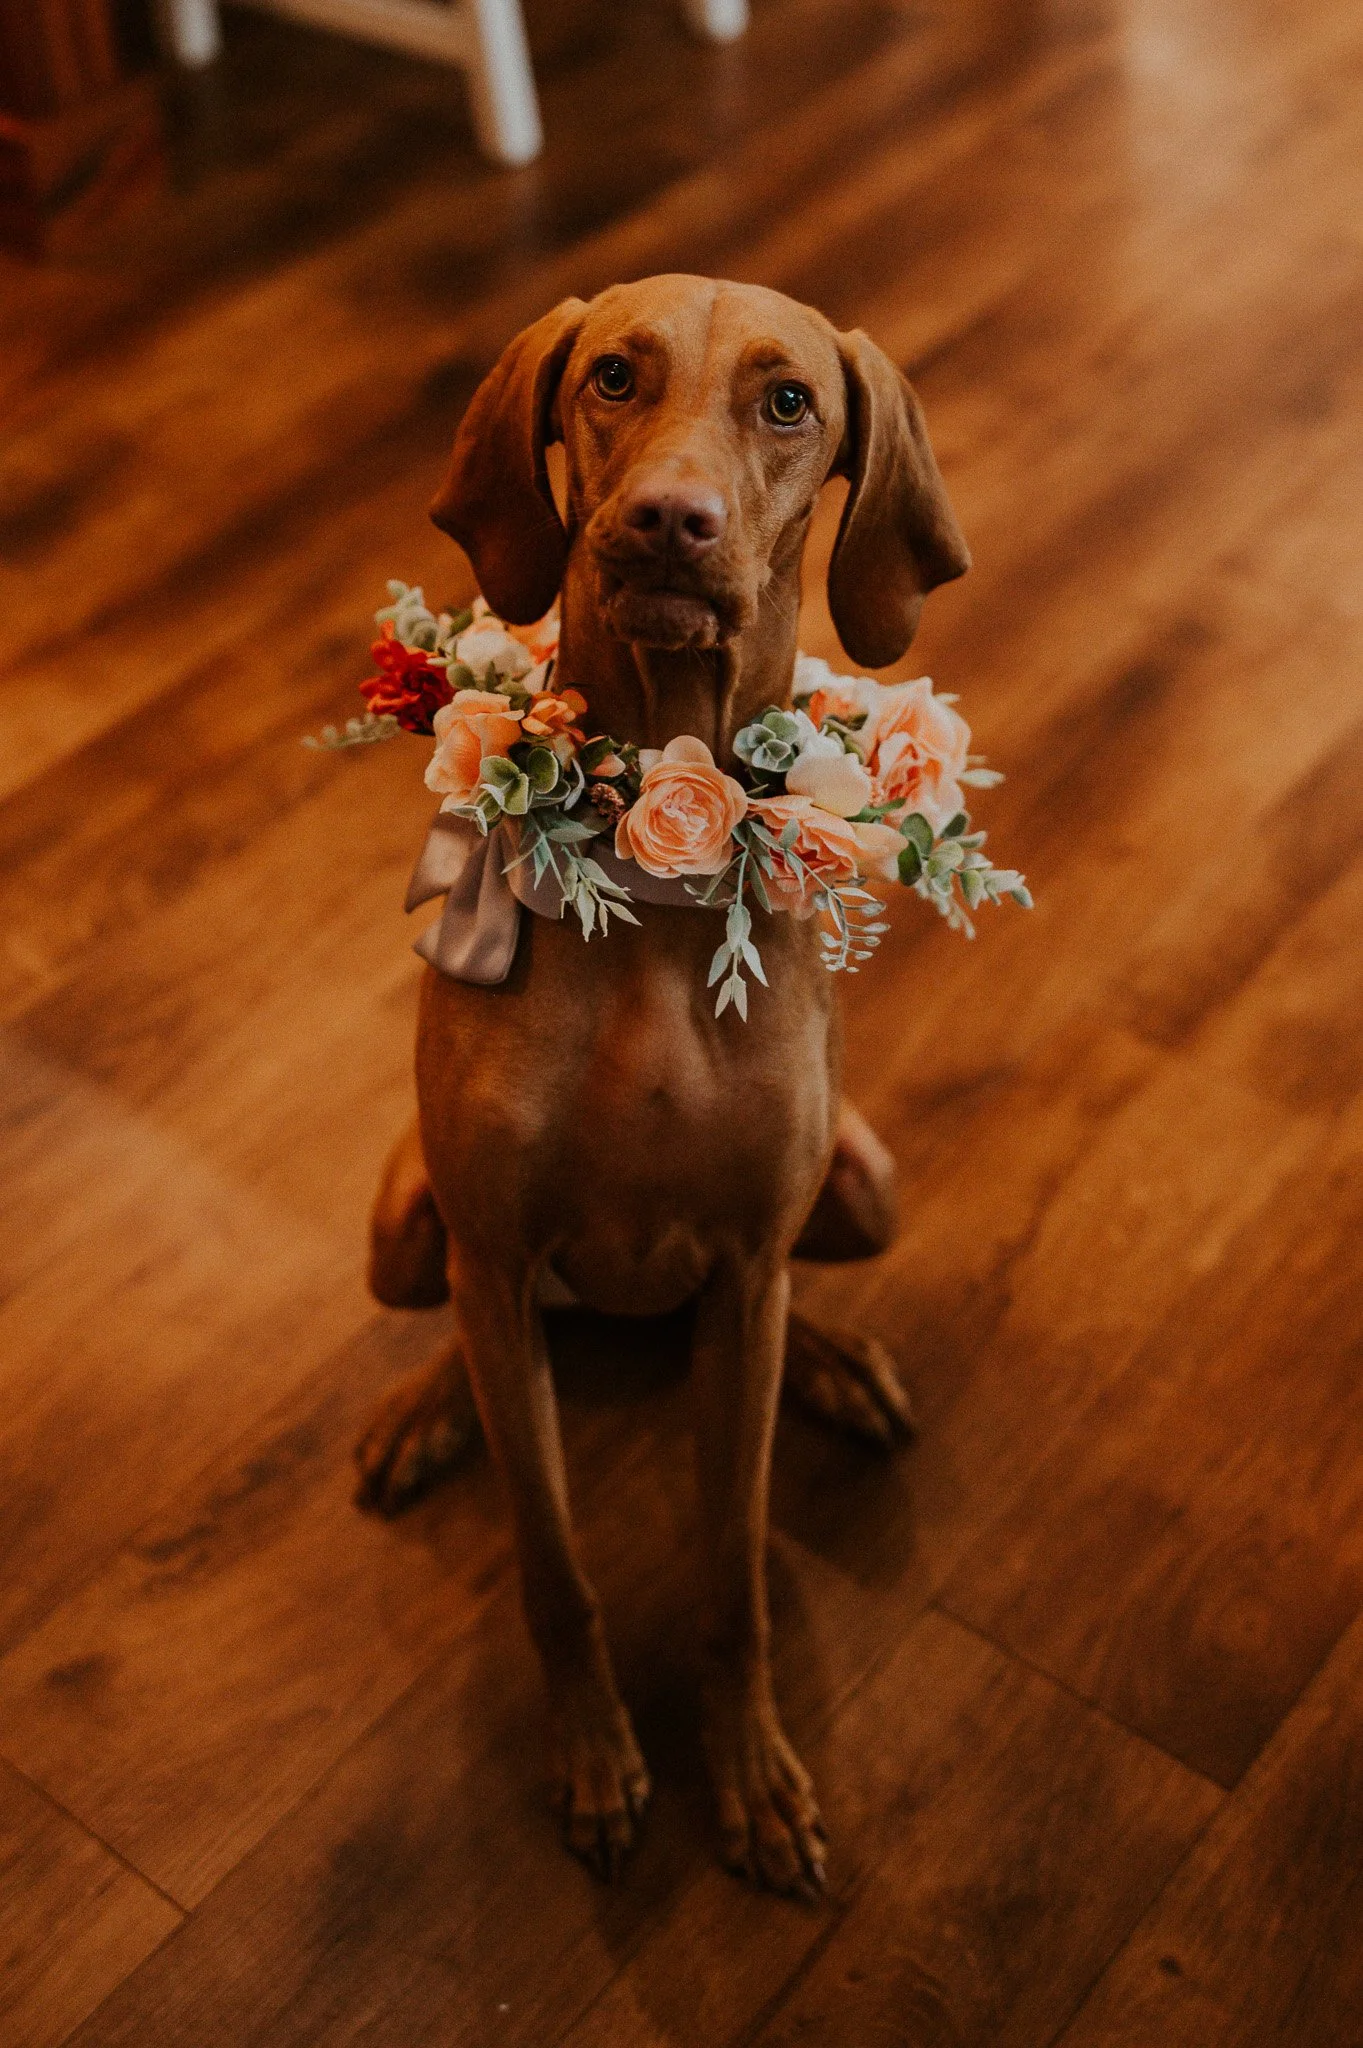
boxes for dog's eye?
[591,355,635,402]
[764,382,811,426]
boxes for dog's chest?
[559,959,835,1228]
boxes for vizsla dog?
[359,275,968,1892]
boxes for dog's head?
[432,276,969,670]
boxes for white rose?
[792,653,839,700]
[786,734,874,817]
[455,623,533,682]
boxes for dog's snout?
[620,473,728,560]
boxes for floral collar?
[307,582,1030,1019]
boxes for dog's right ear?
[430,298,588,623]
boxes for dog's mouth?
[602,584,724,650]
[591,559,743,652]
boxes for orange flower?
[865,677,970,832]
[750,795,904,910]
[750,795,860,911]
[793,654,877,734]
[521,687,588,742]
[425,690,524,807]
[614,736,748,878]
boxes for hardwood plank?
[57,1606,1216,2048]
[565,1611,1219,2048]
[0,1020,376,1655]
[1055,1609,1363,2048]
[940,870,1363,1784]
[0,1308,693,1907]
[0,1759,181,2048]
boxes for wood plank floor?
[3,0,1363,2040]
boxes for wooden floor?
[4,0,1363,2039]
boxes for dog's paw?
[783,1314,915,1448]
[353,1348,480,1516]
[549,1700,652,1883]
[705,1690,826,1897]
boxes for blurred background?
[4,3,1363,2043]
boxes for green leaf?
[943,812,970,839]
[578,735,619,773]
[521,747,556,792]
[898,845,923,885]
[901,812,934,858]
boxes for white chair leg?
[463,0,543,166]
[154,0,223,66]
[680,0,748,42]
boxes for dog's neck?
[554,557,801,765]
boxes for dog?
[357,275,969,1892]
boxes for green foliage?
[895,809,1032,936]
[506,812,640,940]
[302,711,401,750]
[375,582,473,657]
[733,706,812,778]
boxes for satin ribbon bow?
[405,812,702,985]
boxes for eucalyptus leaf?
[901,813,934,858]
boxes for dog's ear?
[826,329,970,669]
[430,298,588,623]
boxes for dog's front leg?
[452,1259,650,1878]
[692,1256,827,1894]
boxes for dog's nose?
[620,474,727,560]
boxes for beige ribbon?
[406,811,704,985]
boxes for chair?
[153,0,748,167]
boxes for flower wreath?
[308,582,1031,1019]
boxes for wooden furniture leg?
[680,0,749,41]
[154,0,222,66]
[153,0,541,165]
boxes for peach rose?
[508,604,561,666]
[425,689,524,807]
[752,795,904,910]
[864,677,970,832]
[614,736,748,878]
[792,654,877,733]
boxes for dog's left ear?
[826,330,971,669]
[430,297,588,623]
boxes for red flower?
[359,626,453,734]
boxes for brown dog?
[358,276,968,1891]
